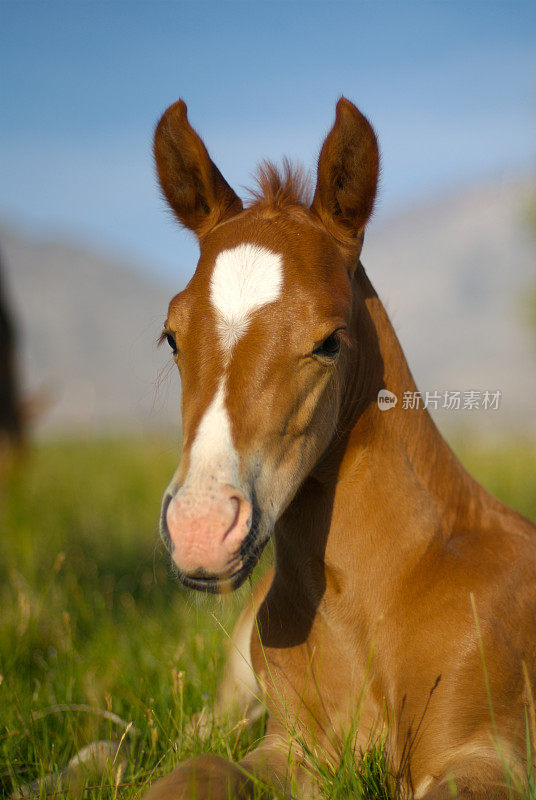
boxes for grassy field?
[1,435,535,799]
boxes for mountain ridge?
[2,172,535,434]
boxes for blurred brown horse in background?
[0,251,24,484]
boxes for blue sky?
[1,1,535,284]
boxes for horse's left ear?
[154,99,243,239]
[311,97,379,247]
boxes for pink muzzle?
[166,485,252,576]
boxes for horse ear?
[154,100,243,238]
[311,97,379,245]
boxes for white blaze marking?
[186,381,238,489]
[210,243,283,350]
[185,244,283,487]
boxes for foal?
[146,98,536,799]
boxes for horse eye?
[165,332,178,355]
[313,332,341,360]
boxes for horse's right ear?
[154,100,243,238]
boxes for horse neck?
[276,261,489,607]
[346,263,468,513]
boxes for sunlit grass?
[453,435,536,523]
[0,434,535,798]
[0,437,264,797]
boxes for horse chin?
[176,516,271,594]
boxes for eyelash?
[313,331,342,361]
[160,330,178,356]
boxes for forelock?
[246,158,312,210]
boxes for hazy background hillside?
[1,171,534,436]
[367,173,536,432]
[1,224,177,433]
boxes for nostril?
[222,495,241,541]
[160,492,174,552]
[162,492,173,518]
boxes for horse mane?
[246,158,312,210]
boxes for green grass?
[0,438,265,799]
[0,435,535,798]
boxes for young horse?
[145,98,536,799]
